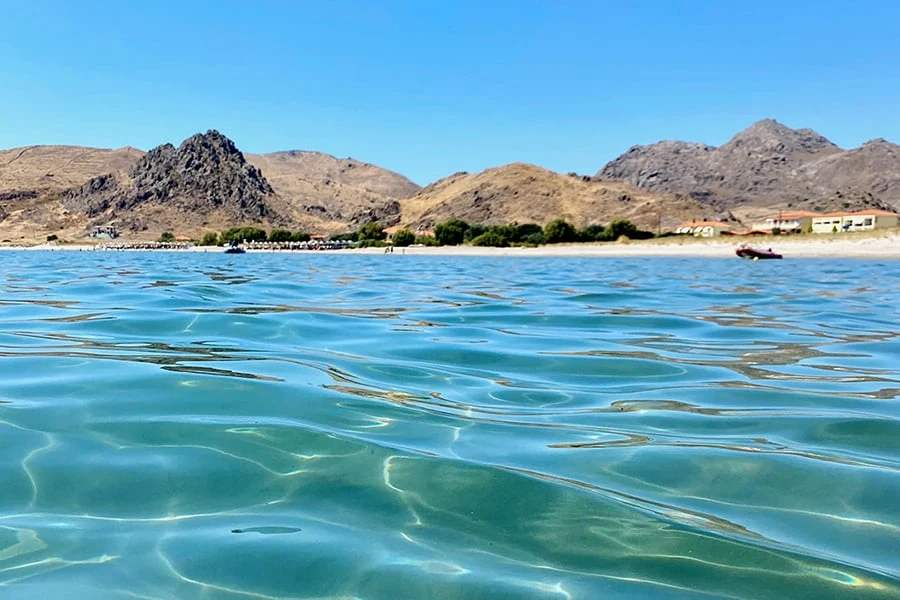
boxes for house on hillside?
[751,211,818,234]
[674,220,731,238]
[811,210,900,233]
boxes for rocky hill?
[399,163,720,232]
[4,119,899,244]
[799,138,900,204]
[0,137,421,242]
[246,151,419,230]
[61,131,283,237]
[598,119,899,219]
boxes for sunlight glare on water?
[0,251,898,599]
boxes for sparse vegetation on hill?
[3,119,898,245]
[401,162,711,233]
[598,119,900,217]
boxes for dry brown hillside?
[399,163,722,232]
[0,141,424,242]
[0,145,143,195]
[0,145,144,243]
[247,151,419,230]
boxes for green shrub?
[578,223,606,242]
[463,223,487,242]
[414,234,439,246]
[544,219,578,244]
[268,229,293,243]
[46,234,58,242]
[392,229,416,247]
[200,232,219,246]
[221,227,266,243]
[601,219,653,240]
[488,224,517,244]
[520,231,546,245]
[291,231,311,242]
[603,219,638,240]
[629,229,656,240]
[471,231,509,247]
[158,231,175,243]
[514,223,544,244]
[357,221,386,241]
[434,218,469,246]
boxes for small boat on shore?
[736,245,782,260]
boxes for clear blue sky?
[1,0,898,184]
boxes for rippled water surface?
[1,251,898,599]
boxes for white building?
[751,211,817,234]
[674,220,731,238]
[811,210,899,234]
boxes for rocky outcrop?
[599,141,715,196]
[598,119,900,212]
[63,131,278,230]
[799,138,900,206]
[349,200,402,228]
[0,190,38,201]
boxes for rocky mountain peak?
[742,118,792,135]
[597,141,716,195]
[63,131,278,231]
[722,119,838,156]
[597,119,900,212]
[861,137,896,149]
[178,129,245,161]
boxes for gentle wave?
[0,251,898,599]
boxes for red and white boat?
[736,244,782,260]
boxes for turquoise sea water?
[0,251,898,599]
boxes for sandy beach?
[5,231,900,258]
[357,231,900,258]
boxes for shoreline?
[3,231,899,258]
